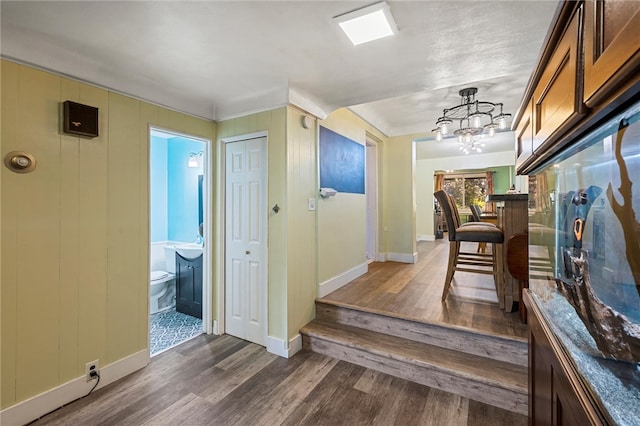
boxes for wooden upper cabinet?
[515,98,534,173]
[583,0,640,107]
[532,7,585,156]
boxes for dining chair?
[434,190,505,301]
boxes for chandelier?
[431,87,512,151]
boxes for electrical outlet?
[85,360,99,382]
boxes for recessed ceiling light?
[334,2,398,46]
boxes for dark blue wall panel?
[319,126,365,194]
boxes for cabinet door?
[583,0,640,107]
[176,254,203,319]
[532,8,585,156]
[515,97,534,173]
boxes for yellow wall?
[0,60,215,409]
[285,108,317,338]
[1,59,413,412]
[317,108,388,282]
[385,134,419,257]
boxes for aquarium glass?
[528,101,640,425]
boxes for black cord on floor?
[25,372,102,425]
[84,371,101,398]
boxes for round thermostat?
[301,115,313,129]
[4,151,37,173]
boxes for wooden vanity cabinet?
[583,0,640,107]
[176,253,203,319]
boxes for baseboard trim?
[417,234,435,241]
[386,252,418,264]
[0,349,149,426]
[319,262,368,298]
[288,334,302,357]
[266,334,302,358]
[375,253,387,262]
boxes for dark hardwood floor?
[32,333,525,426]
[32,240,527,425]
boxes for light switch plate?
[308,198,316,211]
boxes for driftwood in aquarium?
[556,250,640,363]
[605,123,640,295]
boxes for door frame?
[216,131,269,340]
[148,126,213,338]
[365,135,379,262]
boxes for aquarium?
[527,100,640,425]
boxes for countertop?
[487,193,528,202]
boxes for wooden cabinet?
[531,5,585,157]
[490,194,528,312]
[513,0,640,175]
[525,291,606,425]
[515,98,534,171]
[583,0,640,107]
[175,253,203,319]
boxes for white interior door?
[225,137,267,346]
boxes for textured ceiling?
[1,1,559,148]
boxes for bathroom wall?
[0,60,216,414]
[151,135,204,244]
[167,137,204,243]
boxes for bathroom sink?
[175,243,203,259]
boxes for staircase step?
[315,299,527,366]
[301,320,528,416]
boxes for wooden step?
[315,299,527,366]
[301,320,528,416]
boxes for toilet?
[150,245,177,315]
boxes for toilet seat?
[151,270,169,282]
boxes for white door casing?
[224,136,267,346]
[366,140,378,262]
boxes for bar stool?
[470,204,498,253]
[434,190,505,301]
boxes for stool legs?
[442,241,458,301]
[442,241,504,303]
[493,242,505,309]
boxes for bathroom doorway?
[149,127,211,356]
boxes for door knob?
[245,250,251,255]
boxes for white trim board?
[318,262,368,298]
[266,334,302,358]
[0,349,148,426]
[387,252,418,264]
[417,234,435,242]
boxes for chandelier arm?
[432,87,512,143]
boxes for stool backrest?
[470,204,482,222]
[434,190,460,241]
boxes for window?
[443,174,488,210]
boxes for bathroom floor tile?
[150,308,203,356]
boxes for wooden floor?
[32,240,528,426]
[323,240,527,339]
[32,333,525,426]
